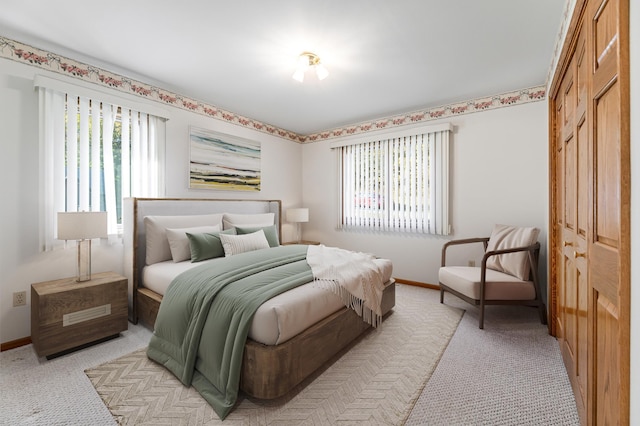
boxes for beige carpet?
[85,284,463,425]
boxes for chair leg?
[440,287,444,303]
[538,303,547,325]
[479,301,485,329]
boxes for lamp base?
[76,239,92,282]
[295,223,302,244]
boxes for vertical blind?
[38,85,166,250]
[338,127,450,235]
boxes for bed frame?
[123,197,396,399]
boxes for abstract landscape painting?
[189,127,261,191]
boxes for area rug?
[85,285,463,425]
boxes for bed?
[122,197,396,416]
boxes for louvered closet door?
[587,0,629,423]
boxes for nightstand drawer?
[31,271,128,358]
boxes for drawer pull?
[63,304,111,326]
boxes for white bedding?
[142,248,393,345]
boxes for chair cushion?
[439,266,536,301]
[485,224,539,280]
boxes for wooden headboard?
[122,197,282,322]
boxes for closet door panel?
[594,83,621,251]
[591,79,621,425]
[556,55,588,414]
[595,298,619,425]
[574,28,589,401]
[589,0,624,423]
[554,123,565,340]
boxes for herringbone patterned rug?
[85,284,463,425]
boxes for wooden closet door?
[550,0,630,424]
[587,0,629,423]
[555,25,589,422]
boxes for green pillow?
[187,228,237,262]
[235,225,280,247]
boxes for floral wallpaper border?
[304,86,545,142]
[1,35,545,143]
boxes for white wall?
[0,59,302,343]
[301,101,549,290]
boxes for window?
[336,124,451,235]
[37,76,167,250]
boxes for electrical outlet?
[468,260,476,267]
[13,291,27,307]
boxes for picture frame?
[189,126,261,191]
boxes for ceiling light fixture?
[292,51,329,82]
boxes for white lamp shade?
[315,64,329,80]
[292,69,305,82]
[57,211,108,240]
[286,208,309,223]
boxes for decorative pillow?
[166,225,221,262]
[485,224,540,281]
[187,228,237,262]
[235,225,280,247]
[144,214,224,265]
[222,213,275,230]
[219,229,270,257]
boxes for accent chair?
[439,224,547,329]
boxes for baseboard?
[394,278,440,291]
[1,336,31,352]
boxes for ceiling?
[0,0,567,136]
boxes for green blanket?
[147,245,313,420]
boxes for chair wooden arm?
[441,237,490,266]
[479,241,541,285]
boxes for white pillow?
[144,214,224,265]
[222,213,275,230]
[485,224,540,281]
[219,229,270,256]
[166,224,221,262]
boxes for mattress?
[142,250,393,345]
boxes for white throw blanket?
[306,244,385,328]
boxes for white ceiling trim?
[1,35,546,144]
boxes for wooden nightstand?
[31,271,128,358]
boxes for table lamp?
[57,211,108,282]
[286,208,309,244]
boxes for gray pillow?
[235,225,280,247]
[187,228,237,262]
